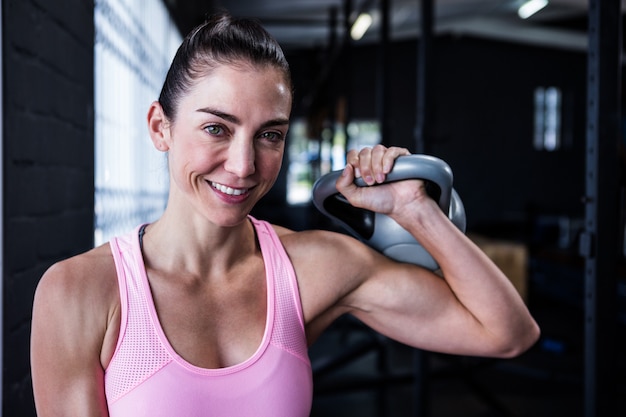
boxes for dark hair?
[158,12,292,120]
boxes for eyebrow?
[196,107,289,129]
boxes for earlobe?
[147,101,171,152]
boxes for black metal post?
[342,0,353,155]
[414,0,434,415]
[375,3,391,412]
[415,0,433,154]
[377,0,391,146]
[580,0,622,416]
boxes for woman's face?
[163,63,292,226]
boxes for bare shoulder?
[40,243,115,286]
[31,244,120,413]
[273,225,374,271]
[272,224,365,254]
[270,224,391,340]
[34,243,120,328]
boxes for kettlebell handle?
[312,153,466,269]
[353,154,453,212]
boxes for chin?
[208,211,252,228]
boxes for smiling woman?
[31,11,539,417]
[145,61,291,225]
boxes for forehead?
[184,63,292,111]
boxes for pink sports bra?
[105,217,313,416]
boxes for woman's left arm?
[336,145,540,358]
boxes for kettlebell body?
[312,154,466,270]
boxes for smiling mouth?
[210,181,249,196]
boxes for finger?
[382,147,411,174]
[370,145,388,183]
[336,162,356,190]
[336,164,366,208]
[345,149,361,178]
[357,147,375,185]
[345,148,359,165]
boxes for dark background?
[3,1,624,416]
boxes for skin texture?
[30,63,540,417]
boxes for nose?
[224,136,256,178]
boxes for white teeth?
[211,182,247,196]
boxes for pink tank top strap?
[106,225,172,404]
[248,216,309,363]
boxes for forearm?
[394,200,540,356]
[335,146,540,355]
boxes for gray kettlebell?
[311,154,466,270]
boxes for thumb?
[336,163,356,192]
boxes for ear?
[147,101,171,152]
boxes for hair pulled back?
[158,12,292,120]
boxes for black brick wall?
[3,1,95,415]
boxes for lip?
[210,181,249,196]
[209,181,252,202]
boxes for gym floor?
[308,284,625,417]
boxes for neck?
[139,214,258,279]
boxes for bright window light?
[534,86,562,151]
[518,0,548,19]
[94,0,181,245]
[285,119,381,205]
[350,13,372,40]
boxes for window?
[534,86,562,151]
[285,119,381,205]
[346,120,381,152]
[94,0,181,245]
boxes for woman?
[31,12,540,417]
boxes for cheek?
[174,137,217,164]
[257,148,284,178]
[169,145,214,181]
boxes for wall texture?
[288,36,588,236]
[3,1,95,415]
